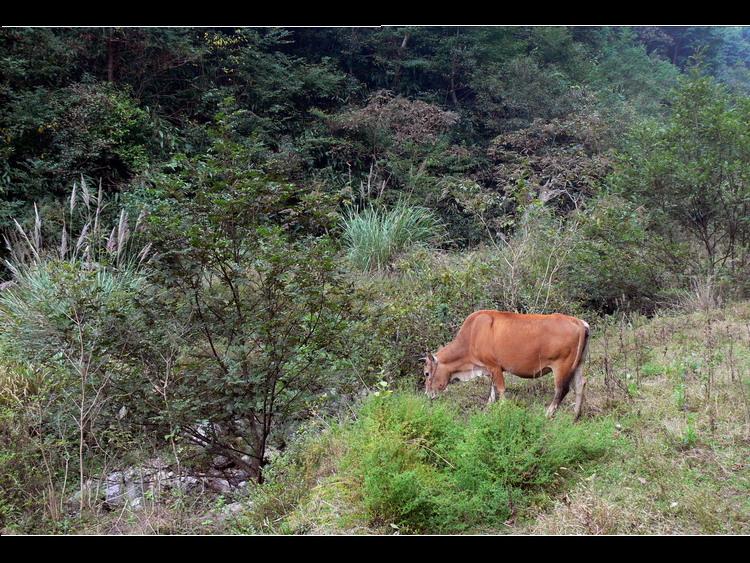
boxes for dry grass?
[507,301,750,534]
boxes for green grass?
[522,303,750,534]
[245,392,614,534]
[341,202,443,272]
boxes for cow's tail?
[571,320,590,420]
[571,320,590,375]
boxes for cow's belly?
[450,367,490,383]
[508,366,553,379]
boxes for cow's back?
[463,310,584,377]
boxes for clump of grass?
[342,392,613,533]
[676,275,722,313]
[235,422,352,534]
[0,178,152,526]
[4,175,151,278]
[342,202,443,272]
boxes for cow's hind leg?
[572,363,586,421]
[546,363,573,418]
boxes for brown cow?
[423,310,590,420]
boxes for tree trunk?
[107,29,115,83]
[392,32,410,90]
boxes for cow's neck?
[436,338,474,370]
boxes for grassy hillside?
[228,301,750,535]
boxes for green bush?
[128,134,358,483]
[342,392,613,533]
[1,83,160,229]
[609,71,750,287]
[564,195,675,314]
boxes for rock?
[104,472,125,506]
[125,480,142,507]
[70,451,254,513]
[225,468,250,481]
[195,421,222,440]
[67,479,105,508]
[102,462,176,509]
[174,476,202,492]
[224,502,244,515]
[206,478,232,494]
[212,455,232,470]
[210,501,249,523]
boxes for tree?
[612,70,750,280]
[135,129,354,482]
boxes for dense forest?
[1,26,749,534]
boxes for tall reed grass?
[342,202,443,272]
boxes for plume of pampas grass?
[5,178,153,276]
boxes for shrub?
[563,195,674,314]
[132,138,358,483]
[342,392,613,533]
[610,71,750,285]
[0,182,151,524]
[1,83,160,229]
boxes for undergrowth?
[244,392,615,534]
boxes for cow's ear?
[431,353,439,365]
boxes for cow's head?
[423,353,449,399]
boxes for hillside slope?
[234,302,750,534]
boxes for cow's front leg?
[488,369,506,405]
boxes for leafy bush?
[129,131,358,483]
[343,392,613,533]
[563,195,676,314]
[610,71,750,287]
[236,421,350,534]
[1,83,160,229]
